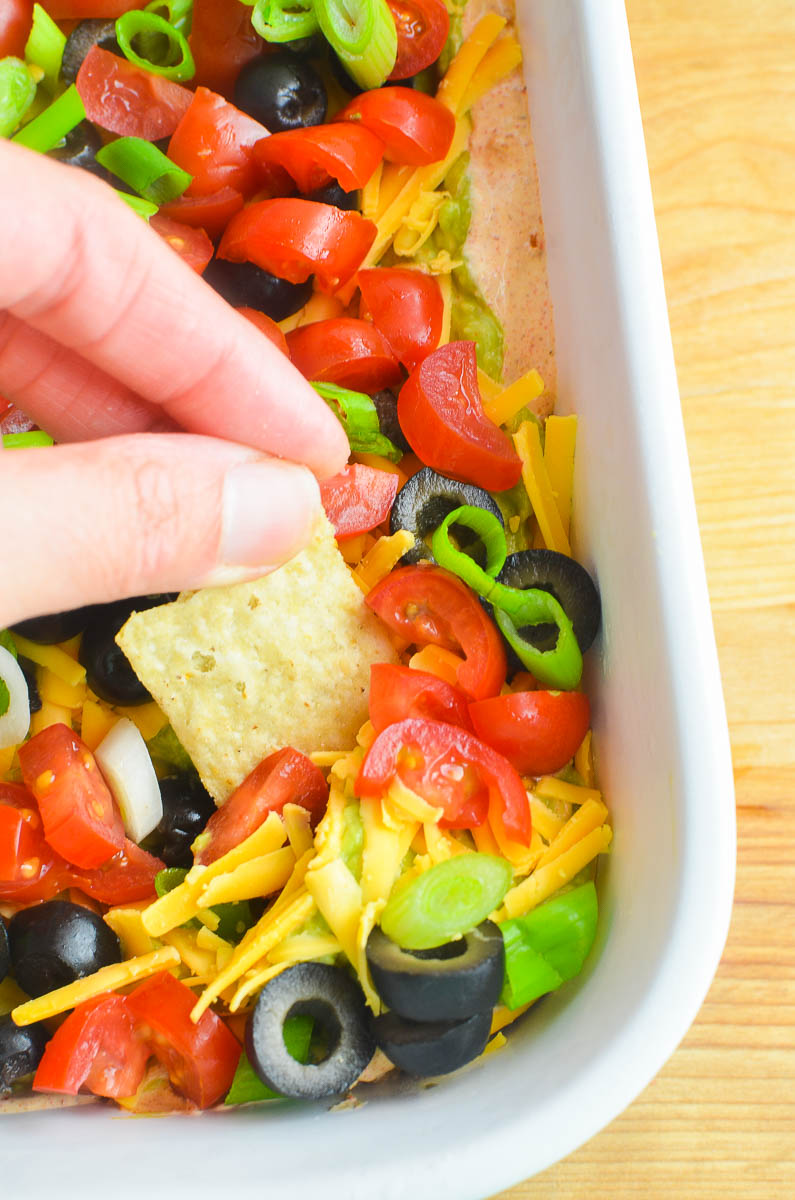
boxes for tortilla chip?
[0,1093,98,1115]
[117,517,398,802]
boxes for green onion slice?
[116,191,160,220]
[0,57,39,140]
[96,136,192,203]
[24,4,66,93]
[11,82,85,152]
[115,10,195,82]
[499,882,598,1010]
[252,0,320,43]
[144,0,194,37]
[314,0,397,90]
[2,431,54,449]
[312,382,402,462]
[380,854,513,950]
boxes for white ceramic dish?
[1,1,735,1195]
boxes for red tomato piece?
[0,783,71,904]
[70,839,164,905]
[127,972,241,1108]
[398,340,522,491]
[76,46,192,141]
[217,199,377,294]
[356,717,531,843]
[320,464,399,541]
[150,215,214,274]
[236,306,290,357]
[286,317,402,391]
[339,88,454,166]
[189,0,261,97]
[359,267,443,372]
[33,995,149,1100]
[195,748,328,866]
[46,1,140,15]
[254,124,384,194]
[386,0,450,80]
[168,87,269,199]
[468,691,591,777]
[0,0,32,59]
[158,186,244,240]
[366,565,507,701]
[369,663,473,733]
[18,724,124,870]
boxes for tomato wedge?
[168,87,269,199]
[0,783,71,904]
[320,463,399,541]
[189,0,261,97]
[386,0,450,80]
[75,46,193,141]
[150,215,214,274]
[356,717,531,843]
[254,124,384,194]
[217,199,377,293]
[194,748,328,866]
[18,724,124,870]
[237,306,290,356]
[339,88,454,166]
[127,972,240,1108]
[369,663,473,733]
[286,317,402,391]
[33,995,149,1100]
[359,267,443,372]
[71,839,164,905]
[366,565,507,701]
[0,0,32,59]
[398,340,522,491]
[469,691,591,777]
[158,187,244,240]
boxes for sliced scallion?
[0,57,37,139]
[117,191,159,220]
[24,3,66,94]
[115,10,195,82]
[11,83,85,152]
[312,381,402,462]
[252,0,320,43]
[314,0,397,89]
[144,0,194,37]
[96,136,192,203]
[380,854,514,950]
[2,431,54,449]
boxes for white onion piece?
[94,717,163,844]
[0,644,31,748]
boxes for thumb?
[1,434,324,627]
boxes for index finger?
[0,141,349,479]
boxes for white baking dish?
[1,0,735,1194]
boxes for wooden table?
[496,2,795,1195]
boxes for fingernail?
[220,459,321,569]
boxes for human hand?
[0,140,349,628]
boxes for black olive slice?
[245,963,375,1100]
[203,258,313,321]
[9,901,122,999]
[79,594,175,706]
[305,181,360,211]
[366,921,504,1023]
[142,775,217,868]
[0,917,9,984]
[390,467,505,566]
[233,54,327,132]
[11,604,98,645]
[0,1016,50,1097]
[372,389,410,454]
[496,549,601,652]
[17,657,41,715]
[372,1007,492,1077]
[61,19,120,85]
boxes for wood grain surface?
[495,2,795,1196]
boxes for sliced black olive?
[366,921,504,1023]
[372,389,410,453]
[48,121,107,177]
[496,549,601,652]
[203,258,312,321]
[17,657,41,715]
[283,34,325,57]
[9,901,121,999]
[142,775,217,868]
[371,1007,491,1077]
[0,1016,50,1097]
[61,19,120,85]
[11,605,97,644]
[78,594,175,706]
[305,181,359,211]
[390,467,505,566]
[0,916,9,984]
[245,963,375,1099]
[234,54,327,132]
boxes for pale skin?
[0,140,350,628]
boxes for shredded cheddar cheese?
[436,13,508,115]
[498,825,613,919]
[11,635,85,687]
[543,414,578,538]
[513,422,572,556]
[483,369,545,427]
[460,35,523,111]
